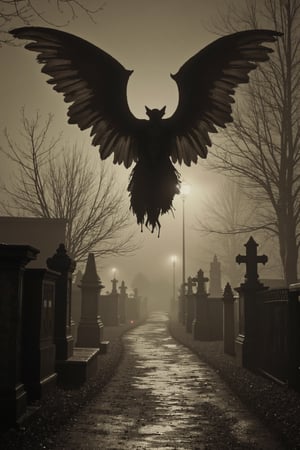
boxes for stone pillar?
[22,268,58,400]
[192,269,210,340]
[209,255,222,297]
[119,280,127,324]
[223,283,236,356]
[178,285,185,324]
[0,243,39,427]
[47,243,76,361]
[235,237,268,369]
[179,283,186,325]
[185,276,195,333]
[76,253,104,348]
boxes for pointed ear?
[145,106,150,114]
[160,106,166,115]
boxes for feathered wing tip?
[128,158,180,235]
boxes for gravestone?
[47,244,99,386]
[0,243,39,428]
[192,269,210,340]
[47,243,75,360]
[185,276,196,333]
[178,284,186,325]
[235,236,268,369]
[22,268,59,400]
[76,253,104,348]
[119,280,128,324]
[209,255,222,297]
[99,277,120,326]
[71,270,83,342]
[223,283,236,356]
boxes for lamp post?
[170,255,177,316]
[181,183,190,292]
[172,255,177,302]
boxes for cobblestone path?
[56,312,284,449]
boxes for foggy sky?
[1,0,253,299]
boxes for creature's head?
[145,106,166,121]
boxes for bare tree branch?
[0,109,139,262]
[207,0,300,284]
[0,0,104,44]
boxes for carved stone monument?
[22,268,59,400]
[99,277,120,326]
[185,276,196,333]
[209,255,222,297]
[47,243,75,360]
[76,253,104,348]
[119,280,128,324]
[0,243,39,427]
[235,236,268,369]
[47,244,99,386]
[192,269,210,340]
[222,283,236,356]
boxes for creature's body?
[11,27,282,232]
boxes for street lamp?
[171,255,177,303]
[180,182,190,291]
[169,255,177,318]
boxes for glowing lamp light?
[180,182,191,197]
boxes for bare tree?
[196,178,283,285]
[207,0,300,284]
[0,0,103,43]
[0,109,139,261]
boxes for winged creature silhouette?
[11,27,282,234]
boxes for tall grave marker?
[0,244,39,427]
[235,236,268,369]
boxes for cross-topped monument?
[236,236,268,287]
[111,276,118,294]
[119,280,127,296]
[186,276,196,295]
[193,269,209,295]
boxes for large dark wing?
[165,29,282,166]
[10,26,143,168]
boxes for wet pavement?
[56,312,284,449]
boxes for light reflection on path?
[57,312,284,449]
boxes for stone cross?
[236,236,268,286]
[119,280,127,296]
[193,269,209,295]
[186,276,196,295]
